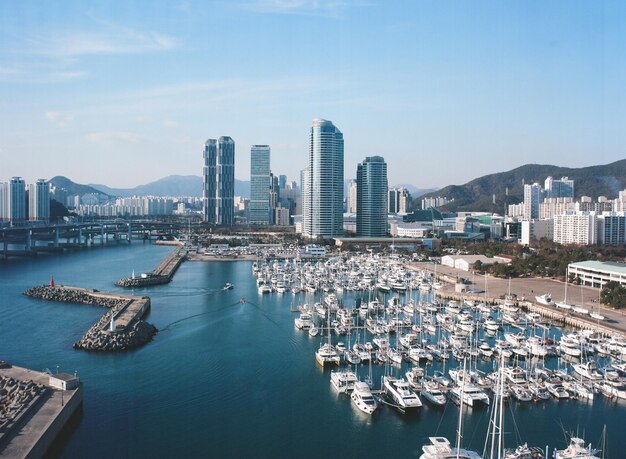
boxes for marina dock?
[0,364,83,459]
[23,285,157,351]
[116,245,187,287]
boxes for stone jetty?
[24,285,157,352]
[116,245,187,288]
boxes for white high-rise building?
[598,212,626,246]
[523,183,542,219]
[553,211,597,245]
[302,118,344,238]
[3,177,26,223]
[544,176,574,199]
[28,179,50,222]
[249,145,271,225]
[389,187,410,214]
[347,180,357,213]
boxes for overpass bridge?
[0,220,182,259]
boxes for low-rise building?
[568,260,626,288]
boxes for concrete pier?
[23,286,157,351]
[116,245,187,288]
[0,365,83,459]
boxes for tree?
[601,281,626,309]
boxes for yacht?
[503,366,527,385]
[419,437,481,459]
[330,370,358,393]
[554,437,600,459]
[294,312,313,329]
[572,361,602,381]
[449,383,490,407]
[504,444,545,459]
[510,385,533,402]
[382,376,423,412]
[535,293,553,306]
[223,282,234,290]
[351,381,378,415]
[315,343,340,367]
[420,380,447,406]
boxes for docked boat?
[351,381,378,415]
[535,293,553,306]
[419,437,481,459]
[330,370,358,393]
[382,376,422,412]
[572,361,602,381]
[510,385,533,402]
[449,383,490,407]
[294,312,313,329]
[503,443,545,459]
[554,437,600,459]
[315,343,340,367]
[420,380,447,406]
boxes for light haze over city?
[1,1,624,187]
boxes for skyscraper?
[250,145,271,225]
[523,183,542,219]
[356,156,388,237]
[302,118,344,238]
[8,177,26,223]
[202,139,217,223]
[203,137,235,225]
[388,187,410,214]
[216,136,235,225]
[347,180,357,213]
[544,176,574,199]
[28,179,50,222]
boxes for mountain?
[416,159,626,213]
[50,176,112,198]
[90,175,251,198]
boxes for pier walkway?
[116,245,187,287]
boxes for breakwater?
[116,245,186,287]
[0,374,46,436]
[23,286,157,351]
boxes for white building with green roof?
[568,260,626,288]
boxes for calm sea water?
[0,243,623,458]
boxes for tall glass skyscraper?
[216,136,235,226]
[356,156,388,237]
[303,118,344,238]
[28,179,50,222]
[250,145,271,225]
[203,137,235,225]
[202,139,217,223]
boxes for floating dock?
[0,364,83,459]
[116,245,187,288]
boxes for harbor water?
[0,243,623,458]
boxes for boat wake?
[160,300,244,331]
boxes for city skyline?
[2,1,625,188]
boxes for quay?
[411,262,626,335]
[0,364,82,459]
[23,285,157,351]
[116,245,187,287]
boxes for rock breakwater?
[24,286,157,352]
[0,375,46,434]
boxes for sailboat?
[555,279,573,310]
[420,358,481,459]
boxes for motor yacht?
[420,380,447,406]
[351,381,378,415]
[382,376,422,412]
[419,437,481,459]
[554,437,600,459]
[330,370,358,393]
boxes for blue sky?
[1,0,624,189]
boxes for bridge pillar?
[54,227,60,248]
[128,223,132,244]
[26,230,32,251]
[101,225,105,244]
[78,227,83,245]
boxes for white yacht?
[450,383,490,407]
[420,437,481,459]
[554,437,600,459]
[294,312,312,329]
[535,293,553,305]
[572,361,602,381]
[420,380,447,406]
[330,370,358,393]
[382,376,422,412]
[350,381,378,415]
[315,343,340,367]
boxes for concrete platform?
[0,365,82,459]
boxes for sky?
[1,0,625,189]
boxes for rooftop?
[569,260,626,275]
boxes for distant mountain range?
[50,175,251,199]
[417,159,626,212]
